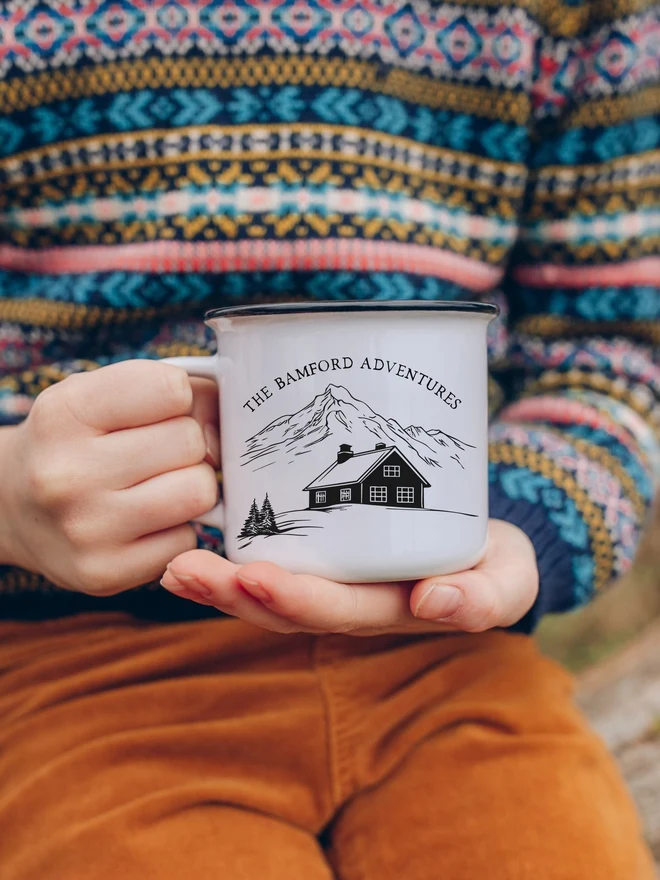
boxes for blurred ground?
[537,504,660,868]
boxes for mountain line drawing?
[241,384,474,474]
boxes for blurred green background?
[537,503,660,671]
[537,504,660,867]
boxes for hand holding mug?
[0,360,219,595]
[159,301,537,634]
[1,300,538,635]
[161,519,539,634]
[165,301,498,582]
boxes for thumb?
[410,569,506,632]
[189,377,220,469]
[410,520,539,632]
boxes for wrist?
[0,425,30,568]
[488,480,576,633]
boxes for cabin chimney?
[375,442,386,450]
[337,443,354,463]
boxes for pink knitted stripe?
[498,397,642,455]
[513,258,660,288]
[0,240,502,291]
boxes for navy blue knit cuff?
[488,480,578,634]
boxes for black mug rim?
[205,300,499,320]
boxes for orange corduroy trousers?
[0,612,654,880]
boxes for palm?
[160,520,539,636]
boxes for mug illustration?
[163,300,496,580]
[236,384,478,547]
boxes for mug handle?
[161,356,225,531]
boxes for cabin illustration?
[304,443,431,509]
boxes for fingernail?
[161,568,213,598]
[204,423,221,469]
[236,571,272,604]
[414,584,462,620]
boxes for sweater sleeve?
[489,0,660,632]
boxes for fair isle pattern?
[0,269,467,308]
[531,151,660,192]
[532,7,660,113]
[0,275,468,319]
[514,286,660,321]
[500,396,650,460]
[0,185,519,245]
[0,0,539,85]
[525,210,660,247]
[1,0,659,113]
[544,429,649,521]
[496,393,658,503]
[521,360,660,418]
[0,94,532,160]
[0,0,659,627]
[489,423,639,575]
[509,337,660,390]
[488,439,615,601]
[513,315,660,346]
[0,123,529,186]
[560,389,660,470]
[0,56,533,120]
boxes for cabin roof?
[304,445,431,491]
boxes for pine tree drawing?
[259,493,280,535]
[238,499,261,539]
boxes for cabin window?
[316,491,326,504]
[340,488,351,502]
[370,486,387,503]
[397,487,414,504]
[383,465,400,478]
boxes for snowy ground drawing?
[234,504,481,584]
[236,502,477,550]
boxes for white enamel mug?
[164,301,497,583]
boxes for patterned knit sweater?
[0,0,658,628]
